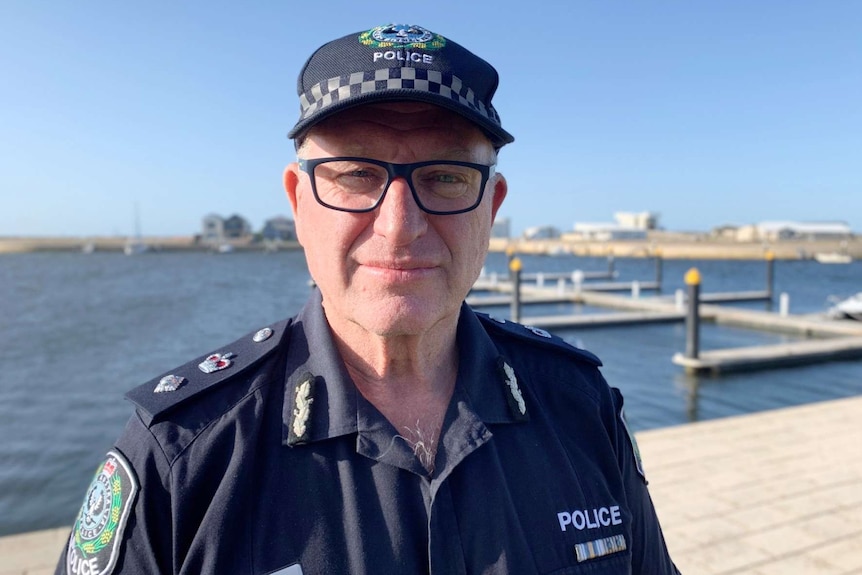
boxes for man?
[57,23,679,574]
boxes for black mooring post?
[506,245,516,280]
[510,257,522,323]
[765,250,775,301]
[685,268,701,359]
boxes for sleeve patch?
[66,450,139,575]
[619,408,647,483]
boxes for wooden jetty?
[521,270,617,282]
[673,335,862,374]
[469,266,862,373]
[521,310,686,329]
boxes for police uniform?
[56,289,679,575]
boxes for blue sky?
[2,1,860,237]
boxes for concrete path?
[642,395,862,574]
[2,395,861,574]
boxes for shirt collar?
[282,290,528,447]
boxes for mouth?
[360,260,439,282]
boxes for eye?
[431,173,463,184]
[343,169,377,179]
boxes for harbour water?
[1,250,861,537]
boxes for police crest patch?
[67,450,139,575]
[619,408,647,483]
[359,24,446,50]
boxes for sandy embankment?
[490,234,862,261]
[0,236,302,254]
[1,234,859,260]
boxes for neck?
[328,311,461,474]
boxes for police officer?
[56,23,680,574]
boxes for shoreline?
[0,236,302,254]
[1,234,859,261]
[489,234,861,261]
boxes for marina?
[2,250,861,539]
[468,256,862,375]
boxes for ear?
[284,163,301,215]
[489,173,508,221]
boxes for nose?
[372,177,428,245]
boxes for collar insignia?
[198,352,236,374]
[498,358,528,420]
[289,372,316,444]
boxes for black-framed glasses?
[298,157,495,215]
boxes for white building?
[613,211,659,230]
[738,221,852,242]
[569,212,658,241]
[523,225,561,240]
[571,223,647,241]
[491,217,511,239]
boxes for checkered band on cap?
[288,23,514,146]
[298,67,501,125]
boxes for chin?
[355,295,457,337]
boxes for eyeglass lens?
[310,159,486,214]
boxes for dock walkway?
[3,396,860,574]
[643,394,862,574]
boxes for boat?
[124,241,149,256]
[826,293,862,320]
[814,252,853,264]
[124,203,150,255]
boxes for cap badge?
[154,374,186,393]
[253,327,273,343]
[360,24,446,50]
[198,352,236,374]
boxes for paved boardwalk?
[643,395,862,574]
[2,396,861,574]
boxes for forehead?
[301,102,495,159]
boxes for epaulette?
[125,318,291,426]
[475,311,603,367]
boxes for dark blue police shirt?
[56,289,680,574]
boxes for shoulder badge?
[126,318,291,425]
[620,407,647,483]
[476,312,603,366]
[66,450,138,575]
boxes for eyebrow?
[308,145,495,164]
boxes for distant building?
[201,214,252,242]
[523,225,561,240]
[261,216,296,241]
[223,215,252,239]
[571,223,647,241]
[736,221,852,242]
[569,212,658,241]
[202,214,226,242]
[491,217,510,239]
[710,225,740,240]
[613,211,659,230]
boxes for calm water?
[1,250,861,536]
